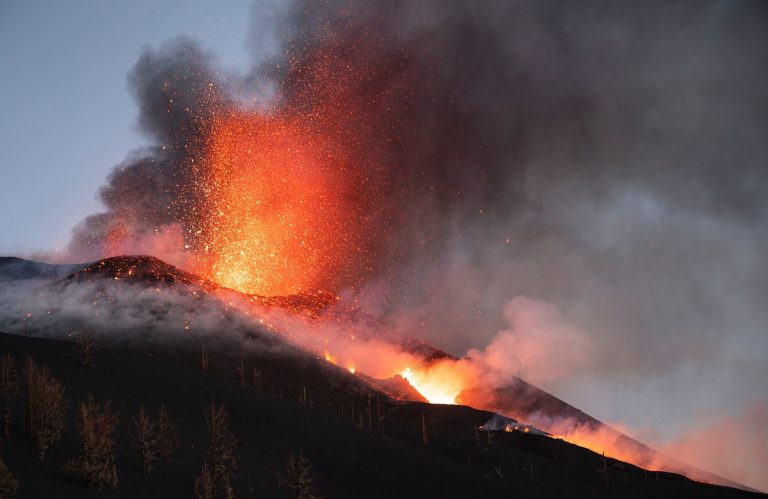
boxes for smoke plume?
[57,0,768,490]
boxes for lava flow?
[400,365,464,405]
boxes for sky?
[0,1,253,255]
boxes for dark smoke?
[66,39,230,261]
[66,0,768,488]
[261,0,768,400]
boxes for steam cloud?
[467,297,592,391]
[55,0,768,491]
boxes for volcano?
[0,255,760,497]
[52,255,339,317]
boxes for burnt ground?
[0,331,764,499]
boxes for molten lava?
[192,111,372,297]
[400,365,464,405]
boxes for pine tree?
[66,394,119,489]
[194,462,215,499]
[0,454,18,499]
[195,399,237,499]
[157,404,179,460]
[130,406,158,474]
[74,335,99,368]
[23,357,68,461]
[0,355,18,439]
[278,448,322,499]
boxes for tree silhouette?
[195,399,237,499]
[0,355,18,439]
[194,462,215,499]
[157,404,179,460]
[22,358,33,438]
[0,453,18,499]
[278,448,322,499]
[74,335,99,368]
[23,357,68,461]
[235,353,245,387]
[201,344,209,373]
[130,406,158,474]
[66,394,119,489]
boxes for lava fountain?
[192,110,375,297]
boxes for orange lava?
[400,366,460,405]
[192,111,369,296]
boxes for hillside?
[0,256,763,497]
[0,332,763,499]
[0,257,86,281]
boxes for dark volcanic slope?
[55,255,216,289]
[0,332,763,499]
[53,255,338,315]
[0,255,759,494]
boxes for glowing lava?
[401,366,463,405]
[193,111,371,296]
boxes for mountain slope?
[0,256,761,495]
[0,256,86,281]
[0,332,761,499]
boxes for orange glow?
[323,351,337,365]
[104,218,130,257]
[400,365,464,405]
[193,111,371,296]
[550,424,654,469]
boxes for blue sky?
[0,1,253,256]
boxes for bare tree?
[195,399,237,499]
[194,462,215,499]
[23,358,34,438]
[0,453,18,499]
[74,335,99,368]
[157,404,179,460]
[66,394,119,489]
[277,448,322,499]
[0,355,18,439]
[23,357,68,461]
[235,353,245,387]
[32,367,68,461]
[252,368,260,390]
[201,344,209,373]
[130,406,158,474]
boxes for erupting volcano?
[2,0,767,497]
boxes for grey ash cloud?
[64,0,768,488]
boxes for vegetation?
[278,448,322,499]
[0,355,18,439]
[157,403,179,460]
[0,454,18,498]
[66,394,119,489]
[195,399,238,499]
[74,335,99,368]
[130,406,158,474]
[23,357,68,460]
